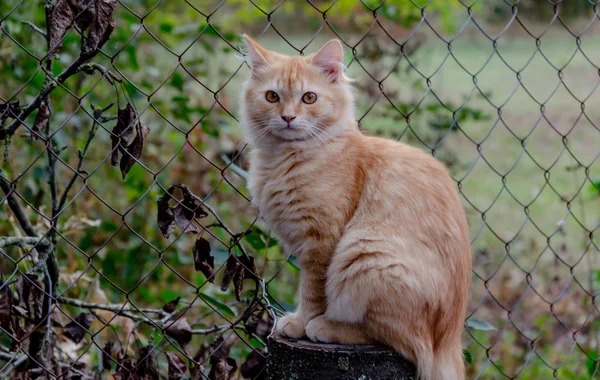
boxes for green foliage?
[466,318,496,331]
[199,293,237,318]
[463,349,473,365]
[2,1,599,378]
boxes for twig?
[58,297,169,317]
[0,351,23,361]
[57,105,112,212]
[20,21,47,38]
[190,325,230,335]
[0,168,39,237]
[76,63,122,85]
[0,50,99,140]
[0,236,50,249]
[58,362,89,378]
[57,297,246,337]
[0,351,27,377]
[175,184,250,258]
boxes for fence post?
[266,336,417,380]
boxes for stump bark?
[266,336,416,380]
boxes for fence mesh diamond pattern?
[1,0,600,379]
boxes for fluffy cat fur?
[240,35,472,380]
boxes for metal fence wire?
[1,0,600,379]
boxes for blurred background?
[1,0,600,379]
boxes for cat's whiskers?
[312,123,343,161]
[246,126,271,147]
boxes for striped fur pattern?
[240,35,472,380]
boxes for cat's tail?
[390,341,465,380]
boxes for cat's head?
[240,35,355,146]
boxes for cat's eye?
[266,91,279,103]
[302,92,317,104]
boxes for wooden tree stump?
[266,336,417,380]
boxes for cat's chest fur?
[248,147,353,255]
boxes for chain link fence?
[1,0,600,379]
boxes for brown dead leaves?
[47,0,77,56]
[77,0,118,52]
[194,238,214,282]
[221,254,257,301]
[110,346,190,380]
[165,317,192,348]
[47,0,117,56]
[0,100,20,126]
[32,104,50,140]
[111,103,150,179]
[63,312,93,343]
[0,281,24,350]
[157,185,208,239]
[166,352,187,380]
[240,349,267,379]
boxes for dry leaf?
[172,185,208,233]
[244,310,273,339]
[157,186,176,238]
[32,104,50,140]
[240,350,267,380]
[47,0,76,55]
[0,282,18,341]
[210,335,237,364]
[194,238,214,282]
[86,276,112,330]
[120,122,149,179]
[50,305,64,328]
[63,312,94,343]
[166,352,187,380]
[136,345,158,380]
[111,103,136,166]
[172,205,202,234]
[220,254,239,292]
[209,358,237,380]
[221,254,255,301]
[76,0,118,51]
[193,343,208,363]
[17,274,45,322]
[191,364,207,380]
[162,297,181,313]
[239,255,258,281]
[233,264,244,302]
[0,282,12,327]
[114,352,134,380]
[102,341,114,371]
[157,184,208,236]
[165,317,192,347]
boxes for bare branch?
[0,351,27,377]
[57,297,170,326]
[76,63,122,85]
[0,49,102,140]
[0,236,50,249]
[0,168,39,237]
[20,21,47,38]
[57,105,112,212]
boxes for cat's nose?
[281,115,296,123]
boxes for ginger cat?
[240,35,472,380]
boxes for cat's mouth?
[269,127,311,142]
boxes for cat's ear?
[311,39,345,82]
[242,34,270,72]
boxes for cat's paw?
[275,313,307,339]
[305,315,333,343]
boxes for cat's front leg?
[275,263,327,339]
